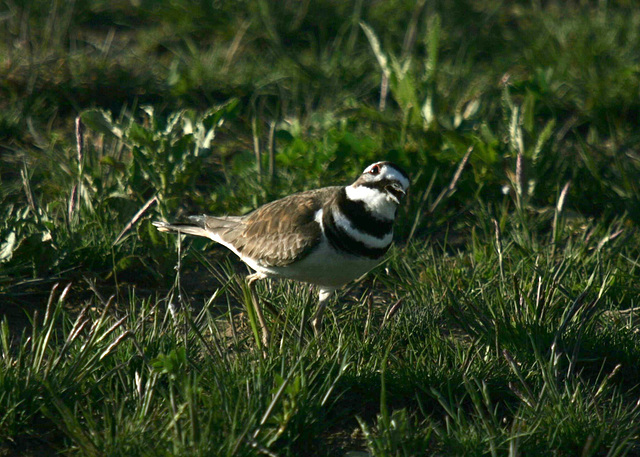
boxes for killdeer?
[153,161,409,346]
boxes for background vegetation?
[1,0,640,455]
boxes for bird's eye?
[369,164,381,175]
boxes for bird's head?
[346,161,410,219]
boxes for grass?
[2,0,640,455]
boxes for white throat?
[345,185,397,220]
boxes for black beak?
[386,182,406,203]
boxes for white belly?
[260,239,381,288]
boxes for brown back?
[212,186,341,267]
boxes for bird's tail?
[153,215,242,240]
[152,220,211,238]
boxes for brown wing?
[218,186,340,267]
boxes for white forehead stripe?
[364,163,410,191]
[332,208,393,248]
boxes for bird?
[153,161,410,346]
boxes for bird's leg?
[246,272,270,348]
[311,287,336,337]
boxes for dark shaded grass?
[2,1,640,455]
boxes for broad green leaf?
[80,109,123,139]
